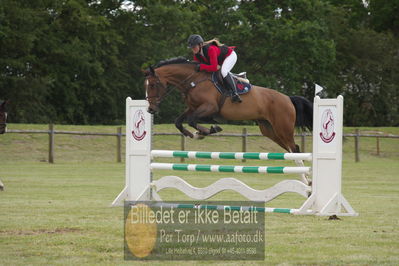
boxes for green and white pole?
[151,162,310,174]
[150,202,308,214]
[151,150,312,161]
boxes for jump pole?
[112,96,358,216]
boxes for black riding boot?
[224,73,242,103]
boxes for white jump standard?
[112,96,358,216]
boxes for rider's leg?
[224,73,242,103]
[221,51,241,103]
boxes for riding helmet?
[187,34,204,48]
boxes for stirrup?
[231,93,242,103]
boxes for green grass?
[0,124,398,265]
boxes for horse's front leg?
[175,109,194,138]
[186,103,220,139]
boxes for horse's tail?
[289,96,313,131]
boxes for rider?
[187,34,242,103]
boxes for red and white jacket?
[193,43,235,72]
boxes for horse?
[143,58,313,183]
[0,100,8,134]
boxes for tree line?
[1,0,398,126]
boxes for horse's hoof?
[182,130,194,138]
[184,132,194,138]
[193,132,205,140]
[210,125,223,134]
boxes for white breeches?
[221,51,237,78]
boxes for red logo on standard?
[320,109,335,143]
[132,110,147,141]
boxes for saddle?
[211,71,252,97]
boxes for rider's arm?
[199,46,219,72]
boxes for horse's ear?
[149,66,155,75]
[142,67,155,77]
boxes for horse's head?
[143,57,199,114]
[143,66,168,114]
[0,100,9,134]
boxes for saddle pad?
[212,72,252,96]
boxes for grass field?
[1,124,398,265]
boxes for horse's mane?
[0,100,7,111]
[153,57,196,68]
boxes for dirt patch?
[0,227,82,236]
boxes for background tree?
[0,0,397,126]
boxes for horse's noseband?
[145,75,174,108]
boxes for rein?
[146,68,211,106]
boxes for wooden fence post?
[116,127,122,163]
[48,124,54,163]
[242,128,247,162]
[355,129,360,162]
[376,136,380,156]
[301,133,306,153]
[180,134,186,162]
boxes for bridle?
[145,74,174,107]
[145,68,202,107]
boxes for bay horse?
[0,100,8,134]
[143,58,313,182]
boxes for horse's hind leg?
[274,129,311,185]
[258,120,310,185]
[290,144,311,185]
[293,159,311,186]
[257,120,290,152]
